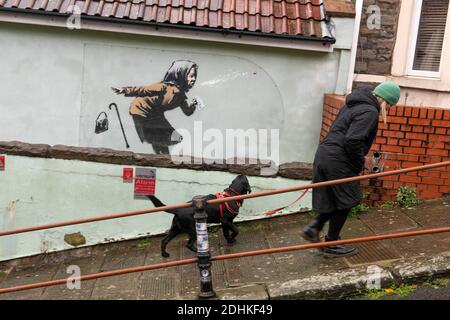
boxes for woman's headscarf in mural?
[163,60,198,92]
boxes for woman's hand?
[111,87,125,95]
[192,96,205,109]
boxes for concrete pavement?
[1,196,450,300]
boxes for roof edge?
[0,7,336,45]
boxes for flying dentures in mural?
[110,60,202,154]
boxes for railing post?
[192,195,216,299]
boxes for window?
[408,0,449,76]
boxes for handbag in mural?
[95,111,109,134]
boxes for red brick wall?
[322,94,450,206]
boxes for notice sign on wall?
[0,155,5,171]
[134,167,156,199]
[123,167,134,183]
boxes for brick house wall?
[321,94,450,206]
[354,0,401,76]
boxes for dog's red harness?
[215,188,242,220]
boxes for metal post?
[192,195,216,299]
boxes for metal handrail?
[2,225,450,294]
[1,161,449,237]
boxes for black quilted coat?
[312,88,381,213]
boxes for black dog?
[147,175,252,257]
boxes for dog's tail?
[146,195,177,214]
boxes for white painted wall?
[0,155,312,261]
[0,20,354,164]
[0,19,355,261]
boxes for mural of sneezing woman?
[112,60,199,154]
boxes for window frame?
[406,0,449,78]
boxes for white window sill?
[355,73,450,92]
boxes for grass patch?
[397,186,421,208]
[364,284,417,300]
[435,278,450,287]
[349,203,370,219]
[137,237,152,248]
[365,289,389,300]
[423,278,450,289]
[348,192,370,219]
[393,284,416,297]
[239,223,265,233]
[380,201,397,209]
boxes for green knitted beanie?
[373,81,401,105]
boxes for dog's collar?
[215,190,242,220]
[227,187,240,195]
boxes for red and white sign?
[123,167,134,183]
[0,155,5,171]
[134,178,156,195]
[134,167,156,199]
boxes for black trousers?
[314,209,350,241]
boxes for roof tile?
[194,7,202,25]
[260,0,271,16]
[128,3,139,18]
[0,0,334,39]
[20,0,35,9]
[94,0,103,14]
[87,0,99,13]
[209,0,221,11]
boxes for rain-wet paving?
[1,196,449,299]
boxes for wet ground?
[1,195,450,300]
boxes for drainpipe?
[346,0,364,94]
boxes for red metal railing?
[2,226,450,294]
[1,161,449,237]
[0,161,449,295]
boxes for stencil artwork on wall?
[81,44,283,161]
[111,60,200,154]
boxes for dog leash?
[264,189,310,216]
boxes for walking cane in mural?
[109,103,130,148]
[111,60,200,154]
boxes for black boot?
[322,236,358,258]
[300,219,323,243]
